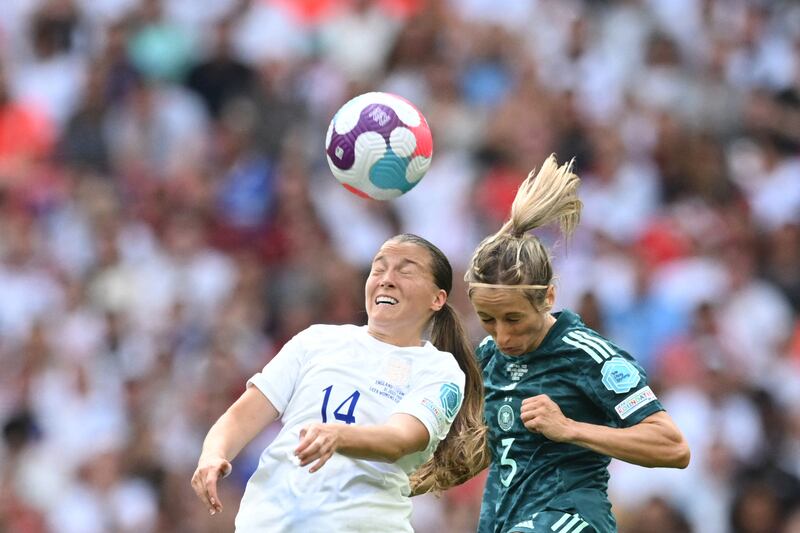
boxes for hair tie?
[468,282,549,290]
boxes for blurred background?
[0,0,799,531]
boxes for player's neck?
[523,313,557,354]
[367,324,423,348]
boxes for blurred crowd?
[0,0,799,531]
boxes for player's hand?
[191,454,232,516]
[520,394,574,443]
[295,423,342,473]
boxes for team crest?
[601,357,640,393]
[383,357,411,388]
[498,404,515,431]
[439,383,462,421]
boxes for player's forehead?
[470,288,534,315]
[372,241,431,269]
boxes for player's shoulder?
[559,326,619,363]
[419,342,465,381]
[555,313,647,387]
[553,311,627,367]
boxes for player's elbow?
[669,440,691,469]
[380,418,429,462]
[657,434,690,469]
[666,423,691,468]
[383,448,406,463]
[386,436,427,462]
[641,441,689,469]
[645,413,690,468]
[379,441,415,463]
[366,433,410,463]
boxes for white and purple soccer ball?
[325,92,433,200]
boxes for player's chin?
[373,302,400,314]
[368,305,394,322]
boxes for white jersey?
[235,324,466,533]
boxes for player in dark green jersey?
[464,155,690,533]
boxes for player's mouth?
[375,295,399,306]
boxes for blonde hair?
[466,155,582,310]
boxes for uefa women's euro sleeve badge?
[439,383,462,422]
[600,358,641,394]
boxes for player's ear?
[544,285,556,311]
[431,289,446,312]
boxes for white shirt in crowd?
[236,324,466,533]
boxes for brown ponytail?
[411,302,489,492]
[387,234,489,493]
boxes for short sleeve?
[568,330,664,427]
[393,359,466,449]
[247,330,308,415]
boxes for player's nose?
[377,271,396,287]
[495,324,512,345]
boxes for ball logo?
[601,357,641,394]
[335,146,344,159]
[498,404,514,431]
[368,107,391,127]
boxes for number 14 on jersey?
[321,385,361,424]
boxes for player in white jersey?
[191,234,488,532]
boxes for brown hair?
[465,155,583,310]
[388,234,489,493]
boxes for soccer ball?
[325,92,433,200]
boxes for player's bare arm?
[191,386,279,515]
[295,413,430,472]
[521,394,690,469]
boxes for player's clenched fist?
[520,394,574,443]
[191,455,232,516]
[295,423,342,473]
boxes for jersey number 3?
[500,438,517,487]
[321,385,361,424]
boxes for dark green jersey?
[477,310,664,533]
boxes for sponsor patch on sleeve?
[614,386,657,420]
[421,397,448,433]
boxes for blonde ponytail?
[497,154,582,240]
[466,155,583,310]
